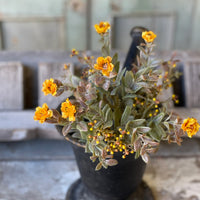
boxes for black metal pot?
[58,128,148,200]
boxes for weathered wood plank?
[112,12,175,51]
[184,59,200,107]
[0,62,23,110]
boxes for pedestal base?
[66,178,155,200]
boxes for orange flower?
[181,118,200,138]
[42,78,57,96]
[61,98,76,121]
[34,103,53,124]
[94,22,110,35]
[94,56,114,77]
[142,31,157,43]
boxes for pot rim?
[64,131,86,149]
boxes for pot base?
[66,178,155,200]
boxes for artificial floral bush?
[34,21,200,170]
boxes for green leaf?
[111,87,119,95]
[102,104,110,118]
[123,94,137,100]
[76,121,88,132]
[137,126,151,133]
[103,120,113,129]
[62,124,72,136]
[115,61,120,73]
[125,71,134,87]
[95,162,103,171]
[135,150,140,159]
[148,124,166,141]
[115,68,126,85]
[105,159,118,166]
[112,53,118,65]
[94,121,103,129]
[131,128,137,144]
[153,112,165,124]
[80,131,88,140]
[105,107,112,121]
[126,119,146,131]
[102,45,109,57]
[121,105,132,125]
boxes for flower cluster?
[34,21,199,170]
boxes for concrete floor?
[0,139,200,200]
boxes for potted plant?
[34,22,200,200]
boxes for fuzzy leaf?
[126,119,146,131]
[105,107,112,121]
[131,128,137,144]
[137,126,151,133]
[123,94,137,100]
[62,124,72,136]
[95,162,103,171]
[135,150,140,159]
[103,120,113,129]
[141,153,149,163]
[154,112,165,124]
[102,45,109,57]
[125,71,134,87]
[111,87,119,95]
[45,118,58,124]
[115,61,120,73]
[94,121,103,129]
[163,122,170,130]
[112,53,118,65]
[102,104,110,118]
[115,68,126,85]
[76,121,88,132]
[105,159,118,166]
[121,105,132,125]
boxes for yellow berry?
[130,150,134,154]
[122,155,126,159]
[110,151,114,155]
[149,113,152,117]
[116,137,119,140]
[127,131,130,135]
[155,109,159,113]
[155,105,158,108]
[133,104,136,107]
[120,134,123,138]
[153,98,156,101]
[141,102,144,106]
[90,128,93,131]
[173,63,176,68]
[175,100,179,104]
[122,145,126,149]
[118,128,122,131]
[119,149,123,152]
[96,140,100,144]
[134,97,138,100]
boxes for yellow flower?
[142,31,157,43]
[94,22,110,35]
[94,56,114,76]
[61,98,76,121]
[42,78,57,96]
[181,118,200,138]
[34,103,53,124]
